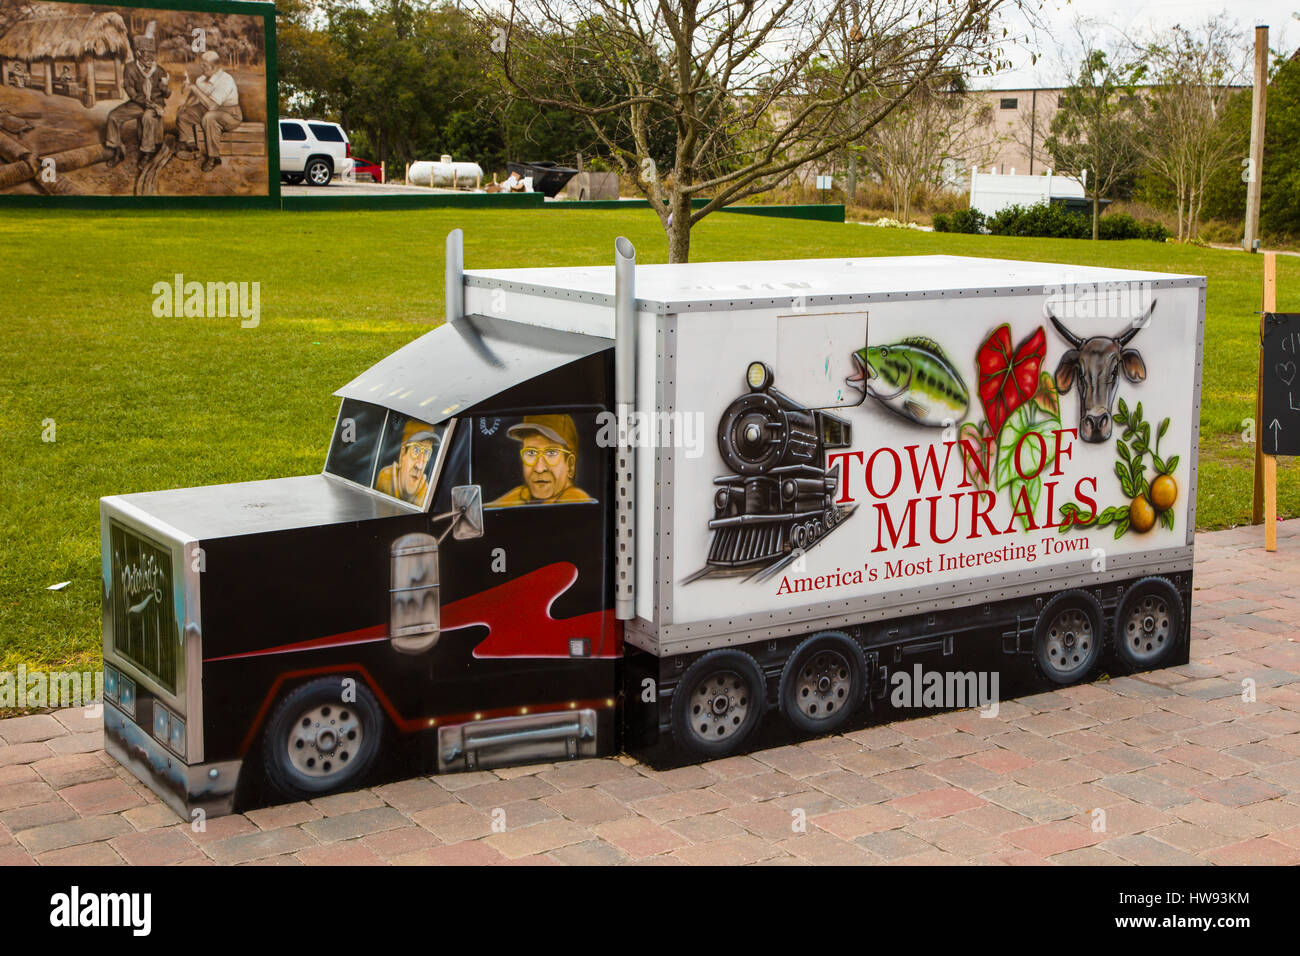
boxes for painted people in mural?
[0,0,270,196]
[488,415,593,507]
[103,26,168,168]
[374,419,440,506]
[175,50,241,172]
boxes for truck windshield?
[325,398,447,510]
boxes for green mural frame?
[0,0,279,207]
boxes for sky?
[981,0,1298,89]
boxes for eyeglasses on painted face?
[521,446,567,465]
[401,442,434,464]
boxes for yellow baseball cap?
[506,414,579,451]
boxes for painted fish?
[847,337,970,427]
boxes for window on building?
[1000,97,1019,110]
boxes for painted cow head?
[1048,301,1153,443]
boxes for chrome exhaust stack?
[445,228,464,324]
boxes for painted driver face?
[398,439,433,498]
[519,433,574,503]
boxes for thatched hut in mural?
[0,11,130,107]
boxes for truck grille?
[109,521,180,694]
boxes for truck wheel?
[262,677,384,799]
[778,631,867,735]
[1034,591,1104,685]
[1114,577,1183,671]
[671,649,766,758]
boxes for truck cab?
[101,312,621,819]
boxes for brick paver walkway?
[3,521,1299,866]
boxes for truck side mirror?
[389,533,439,655]
[451,485,484,540]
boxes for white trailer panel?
[463,256,1204,659]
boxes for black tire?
[1114,577,1183,671]
[262,676,384,800]
[304,157,332,186]
[778,631,867,735]
[1034,590,1105,685]
[671,649,766,758]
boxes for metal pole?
[1244,25,1268,253]
[445,229,464,326]
[614,236,637,621]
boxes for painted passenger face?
[398,439,433,497]
[519,433,573,502]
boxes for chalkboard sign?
[1261,313,1300,456]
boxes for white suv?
[279,119,355,186]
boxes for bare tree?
[485,0,1035,261]
[863,76,1000,222]
[1046,46,1144,239]
[1135,17,1248,241]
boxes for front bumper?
[103,701,241,820]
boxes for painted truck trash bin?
[100,238,1204,816]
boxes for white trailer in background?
[969,168,1087,219]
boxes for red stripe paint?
[205,624,387,663]
[442,562,620,659]
[209,563,620,664]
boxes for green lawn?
[2,207,1297,673]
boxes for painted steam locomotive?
[707,362,853,569]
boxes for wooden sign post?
[1253,252,1280,550]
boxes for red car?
[350,157,383,182]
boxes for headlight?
[152,704,187,759]
[746,361,772,391]
[104,665,119,703]
[169,717,186,759]
[117,674,136,718]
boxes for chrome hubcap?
[1125,595,1171,662]
[288,704,361,778]
[688,671,751,742]
[795,650,851,720]
[1045,609,1093,675]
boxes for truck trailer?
[100,233,1204,817]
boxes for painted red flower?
[977,324,1047,438]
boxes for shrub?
[1138,220,1172,242]
[1096,213,1143,240]
[934,208,986,234]
[981,202,1169,241]
[1095,213,1169,242]
[987,202,1089,238]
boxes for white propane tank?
[408,155,484,188]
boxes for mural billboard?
[0,0,276,199]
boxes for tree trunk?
[667,192,691,263]
[846,151,858,206]
[1091,194,1099,241]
